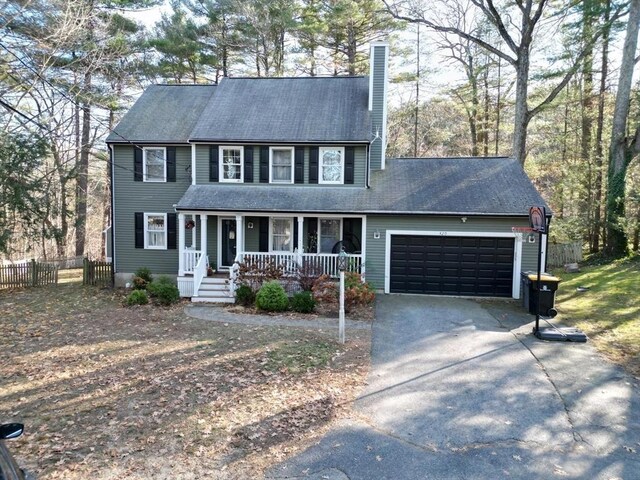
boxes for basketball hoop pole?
[535,230,543,334]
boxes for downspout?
[108,143,116,284]
[366,142,371,188]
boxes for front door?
[221,218,237,268]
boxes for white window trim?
[318,218,343,254]
[143,147,167,182]
[144,213,168,250]
[319,146,345,185]
[269,217,294,252]
[219,146,244,183]
[269,146,294,184]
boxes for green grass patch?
[267,340,336,374]
[554,255,640,375]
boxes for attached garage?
[389,234,515,297]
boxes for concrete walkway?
[266,295,640,480]
[184,305,371,330]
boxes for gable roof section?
[189,76,370,143]
[106,84,216,144]
[176,157,549,216]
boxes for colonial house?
[106,43,549,302]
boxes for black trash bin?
[521,272,560,318]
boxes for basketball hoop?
[512,227,535,233]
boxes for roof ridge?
[152,83,218,87]
[224,75,366,80]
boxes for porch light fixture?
[247,222,254,229]
[461,217,467,223]
[373,229,380,239]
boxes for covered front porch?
[176,212,366,299]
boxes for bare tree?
[605,0,640,256]
[384,0,622,165]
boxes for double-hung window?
[319,147,344,184]
[220,146,243,182]
[145,213,167,249]
[271,218,293,252]
[143,147,166,182]
[319,218,341,253]
[270,147,294,183]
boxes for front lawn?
[0,277,370,479]
[554,255,640,377]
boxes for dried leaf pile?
[0,278,371,479]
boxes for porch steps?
[192,277,235,304]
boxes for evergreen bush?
[235,284,255,307]
[256,281,289,312]
[127,289,148,306]
[290,291,316,313]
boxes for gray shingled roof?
[190,77,370,142]
[106,84,216,143]
[176,157,548,215]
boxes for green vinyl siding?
[364,215,538,293]
[370,44,387,171]
[112,145,192,275]
[196,144,367,187]
[244,216,260,251]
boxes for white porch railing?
[192,254,208,296]
[236,252,363,278]
[183,249,202,274]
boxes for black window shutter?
[244,146,254,183]
[345,146,355,184]
[134,147,143,181]
[167,213,177,249]
[294,147,304,184]
[166,147,176,182]
[259,146,269,183]
[307,217,318,252]
[209,145,219,182]
[259,217,269,252]
[134,212,144,248]
[293,219,298,250]
[309,147,319,184]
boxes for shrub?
[235,284,255,307]
[127,289,148,306]
[312,274,338,306]
[148,282,180,306]
[134,267,153,283]
[147,276,176,298]
[290,291,316,313]
[296,262,323,291]
[256,281,289,312]
[235,258,283,292]
[132,267,153,290]
[344,272,375,311]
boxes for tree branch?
[383,0,517,65]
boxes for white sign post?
[338,248,347,344]
[339,270,345,344]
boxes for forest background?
[1,0,639,262]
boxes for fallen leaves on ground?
[0,277,370,479]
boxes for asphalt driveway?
[267,295,640,479]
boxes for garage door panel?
[390,235,514,297]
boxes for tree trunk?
[75,71,91,258]
[513,51,530,164]
[581,0,595,249]
[592,0,611,253]
[605,0,640,256]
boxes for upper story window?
[319,147,344,184]
[145,213,167,249]
[220,146,243,182]
[143,147,166,182]
[270,147,294,183]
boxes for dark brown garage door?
[390,235,514,297]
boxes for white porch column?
[297,216,304,265]
[512,233,523,300]
[178,213,186,276]
[235,214,244,263]
[200,214,208,261]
